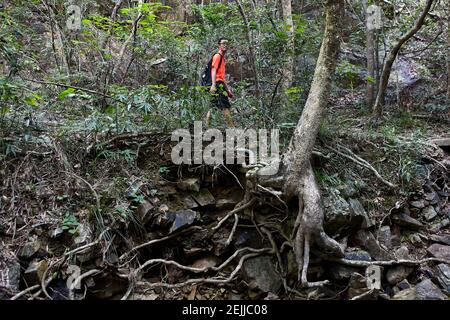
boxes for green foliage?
[315,168,342,187]
[98,149,136,164]
[336,60,361,89]
[58,88,76,100]
[61,213,80,235]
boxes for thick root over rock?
[293,163,344,287]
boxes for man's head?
[218,38,229,53]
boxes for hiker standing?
[205,38,234,127]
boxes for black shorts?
[211,81,231,109]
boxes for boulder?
[430,219,450,233]
[410,200,426,209]
[241,256,282,293]
[191,189,216,208]
[353,230,393,261]
[393,279,447,300]
[18,241,41,260]
[183,196,199,210]
[168,209,197,233]
[436,263,450,293]
[422,206,438,221]
[392,213,424,230]
[427,244,450,261]
[424,192,439,205]
[345,250,372,262]
[386,266,413,285]
[415,279,447,300]
[429,234,450,246]
[324,191,363,235]
[348,198,374,228]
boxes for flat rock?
[177,178,200,192]
[436,263,450,293]
[393,279,447,300]
[430,234,450,246]
[427,244,450,260]
[167,209,197,233]
[425,192,439,205]
[345,250,372,262]
[191,189,216,207]
[410,200,426,209]
[18,241,41,260]
[395,246,411,260]
[392,213,424,230]
[183,196,199,209]
[416,279,447,300]
[241,256,282,293]
[422,206,438,221]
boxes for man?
[206,38,234,127]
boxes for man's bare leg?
[223,108,234,127]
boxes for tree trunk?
[283,0,345,287]
[447,0,450,98]
[372,0,435,117]
[236,0,262,98]
[363,0,376,107]
[281,0,295,91]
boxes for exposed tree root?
[329,257,450,267]
[121,248,273,298]
[10,285,40,300]
[212,198,256,232]
[293,163,344,287]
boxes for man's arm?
[210,67,217,93]
[210,54,220,93]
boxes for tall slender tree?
[372,0,435,117]
[282,0,345,287]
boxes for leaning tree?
[245,0,345,287]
